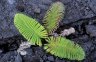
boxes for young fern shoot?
[43,2,65,35]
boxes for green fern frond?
[44,36,85,60]
[43,2,65,35]
[14,13,48,46]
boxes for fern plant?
[14,2,85,60]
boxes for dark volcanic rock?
[62,0,95,24]
[90,51,96,61]
[0,0,17,39]
[82,42,93,55]
[22,48,40,62]
[88,0,96,14]
[0,51,22,62]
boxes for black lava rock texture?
[0,0,96,62]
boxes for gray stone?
[22,48,41,62]
[55,58,66,62]
[0,49,3,54]
[82,42,93,55]
[47,56,54,61]
[0,51,22,62]
[63,0,95,24]
[88,0,96,14]
[33,5,41,14]
[86,25,96,37]
[46,61,50,62]
[7,0,15,5]
[15,54,22,62]
[0,0,18,39]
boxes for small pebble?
[86,25,96,37]
[8,0,15,4]
[17,42,31,55]
[0,50,3,53]
[33,6,41,14]
[47,56,54,61]
[60,27,75,36]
